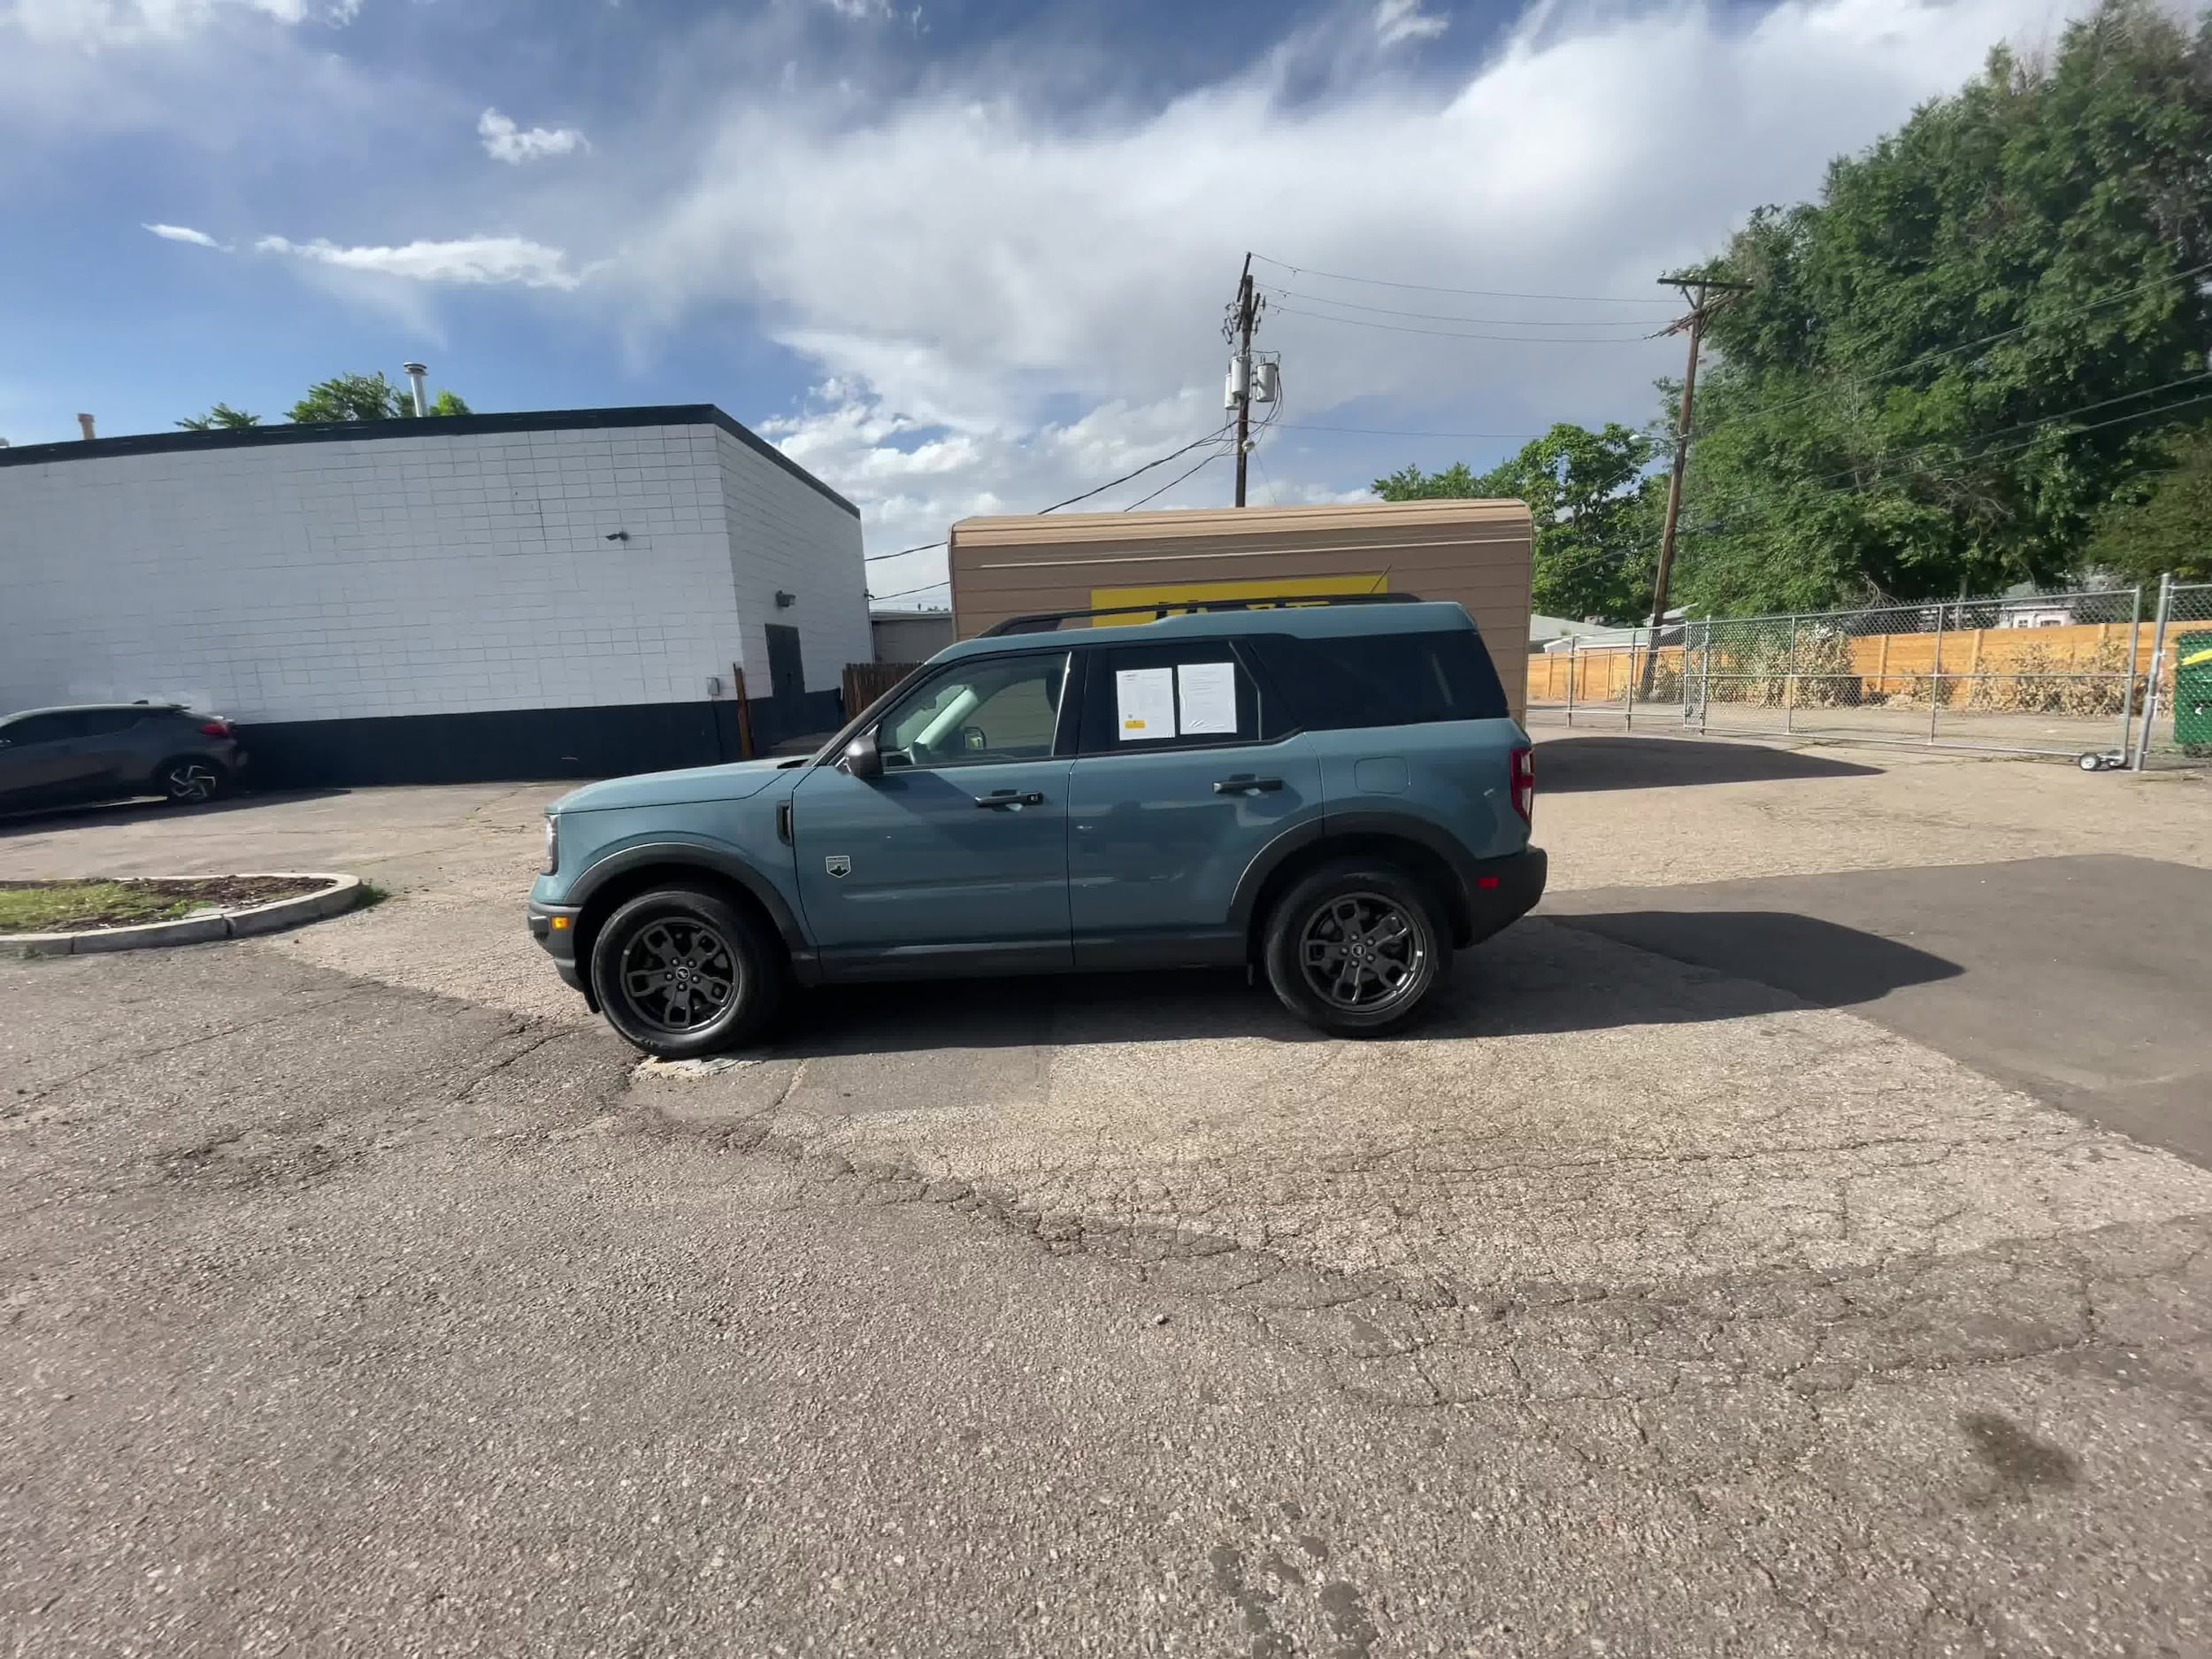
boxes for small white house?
[0,405,870,784]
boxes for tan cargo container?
[947,499,1534,720]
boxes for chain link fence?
[1684,588,2146,762]
[1526,581,2212,768]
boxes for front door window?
[880,654,1067,769]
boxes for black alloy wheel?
[1261,859,1448,1036]
[589,885,785,1059]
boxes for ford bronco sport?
[528,595,1544,1057]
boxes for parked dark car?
[0,703,245,812]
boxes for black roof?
[0,403,856,518]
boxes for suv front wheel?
[1262,860,1450,1036]
[589,885,786,1059]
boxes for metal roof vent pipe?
[77,413,96,441]
[402,363,429,417]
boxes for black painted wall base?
[240,691,844,788]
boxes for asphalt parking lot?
[4,739,2210,1655]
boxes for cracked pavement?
[4,742,2211,1655]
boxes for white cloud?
[142,220,224,248]
[608,0,2094,558]
[256,233,582,289]
[1374,0,1448,48]
[3,0,350,48]
[478,107,588,165]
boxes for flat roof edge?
[0,403,858,518]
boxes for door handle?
[974,789,1044,810]
[1211,775,1284,795]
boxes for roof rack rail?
[979,591,1424,637]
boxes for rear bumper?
[1457,846,1547,949]
[527,901,588,998]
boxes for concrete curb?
[2,873,361,958]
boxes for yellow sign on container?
[1087,573,1386,626]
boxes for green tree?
[288,372,473,423]
[2089,420,2212,580]
[1675,0,2212,614]
[176,403,262,431]
[1377,423,1663,623]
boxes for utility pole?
[1642,272,1750,692]
[1229,255,1259,507]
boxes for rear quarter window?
[1245,629,1510,730]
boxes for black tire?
[157,757,227,804]
[588,885,786,1059]
[1261,858,1451,1037]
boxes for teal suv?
[528,595,1544,1057]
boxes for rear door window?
[1242,629,1509,730]
[77,710,145,736]
[1077,641,1263,753]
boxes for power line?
[1686,256,2212,438]
[1250,251,1660,305]
[1035,422,1234,513]
[1271,420,1557,441]
[1260,285,1673,328]
[1679,382,2212,540]
[868,576,950,603]
[1271,303,1668,345]
[1773,367,2212,494]
[1124,449,1225,511]
[861,421,1235,598]
[862,541,940,569]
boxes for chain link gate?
[2135,577,2212,771]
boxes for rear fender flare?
[1229,811,1477,945]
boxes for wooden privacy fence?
[842,661,920,718]
[1528,618,2186,709]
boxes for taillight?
[1510,744,1534,826]
[198,719,232,737]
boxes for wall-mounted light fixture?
[774,590,795,608]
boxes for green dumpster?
[2176,633,2212,754]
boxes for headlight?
[541,814,559,876]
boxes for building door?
[765,624,805,707]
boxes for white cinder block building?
[0,406,869,784]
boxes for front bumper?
[1458,846,1547,948]
[526,900,588,998]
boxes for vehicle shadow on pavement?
[0,787,351,836]
[760,911,1961,1056]
[1535,734,1882,792]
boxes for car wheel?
[1262,859,1450,1036]
[158,757,226,804]
[588,885,786,1059]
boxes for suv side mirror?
[841,728,883,780]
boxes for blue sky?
[1,0,2085,603]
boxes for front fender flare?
[567,838,810,962]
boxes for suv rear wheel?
[1262,859,1449,1036]
[158,757,226,804]
[589,885,786,1059]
